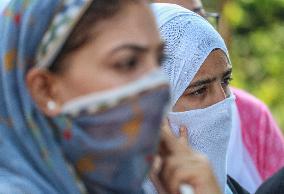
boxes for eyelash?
[189,87,207,97]
[113,56,140,73]
[188,77,233,97]
[113,51,166,72]
[222,77,233,86]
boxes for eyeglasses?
[192,6,220,30]
[205,12,220,30]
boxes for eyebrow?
[187,67,232,89]
[110,42,165,54]
[223,68,232,78]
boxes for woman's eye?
[114,57,139,72]
[189,87,207,97]
[222,77,233,86]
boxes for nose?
[145,53,160,73]
[212,82,227,104]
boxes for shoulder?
[255,167,284,194]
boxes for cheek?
[57,72,114,101]
[173,94,215,112]
[55,65,136,104]
[173,95,199,112]
[187,97,210,110]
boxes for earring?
[47,101,57,111]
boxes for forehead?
[89,2,161,52]
[191,49,231,82]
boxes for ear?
[26,68,62,117]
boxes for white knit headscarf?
[152,3,230,106]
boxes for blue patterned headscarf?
[0,0,92,193]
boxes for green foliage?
[205,0,284,130]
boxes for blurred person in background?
[0,0,227,194]
[154,0,284,193]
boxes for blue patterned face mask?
[55,70,170,194]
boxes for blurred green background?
[203,0,284,131]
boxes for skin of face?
[26,2,164,116]
[173,49,232,112]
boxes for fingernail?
[180,126,186,132]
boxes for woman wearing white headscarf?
[145,3,249,194]
[154,2,284,193]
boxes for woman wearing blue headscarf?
[0,0,172,193]
[148,3,249,194]
[0,0,231,193]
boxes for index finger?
[159,127,178,156]
[162,119,172,135]
[178,125,189,146]
[162,119,192,151]
[159,127,193,157]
